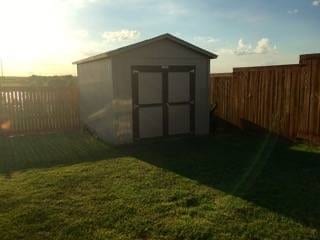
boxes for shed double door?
[132,65,195,139]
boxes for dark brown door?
[132,65,195,140]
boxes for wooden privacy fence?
[0,86,80,135]
[211,53,320,144]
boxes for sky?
[0,0,319,76]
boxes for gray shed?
[73,33,217,144]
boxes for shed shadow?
[120,132,320,229]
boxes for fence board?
[0,86,80,135]
[211,54,320,144]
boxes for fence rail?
[0,86,80,135]
[211,53,320,144]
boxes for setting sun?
[0,0,82,75]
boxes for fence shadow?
[0,132,122,176]
[120,132,320,229]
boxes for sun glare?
[0,0,77,75]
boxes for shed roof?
[73,33,218,64]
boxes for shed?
[73,33,218,144]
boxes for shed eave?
[72,53,110,65]
[73,33,218,65]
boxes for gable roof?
[73,33,218,64]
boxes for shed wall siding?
[112,39,210,143]
[77,59,115,142]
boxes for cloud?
[102,30,141,42]
[74,29,143,58]
[313,0,320,6]
[234,39,253,55]
[194,36,220,43]
[234,38,276,55]
[288,9,299,14]
[255,38,276,54]
[217,38,277,56]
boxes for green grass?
[0,131,320,240]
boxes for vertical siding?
[77,59,115,142]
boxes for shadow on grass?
[120,131,320,230]
[0,132,122,177]
[1,130,320,230]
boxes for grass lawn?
[0,131,320,240]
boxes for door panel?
[168,72,190,103]
[139,107,163,138]
[138,72,163,104]
[168,105,190,135]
